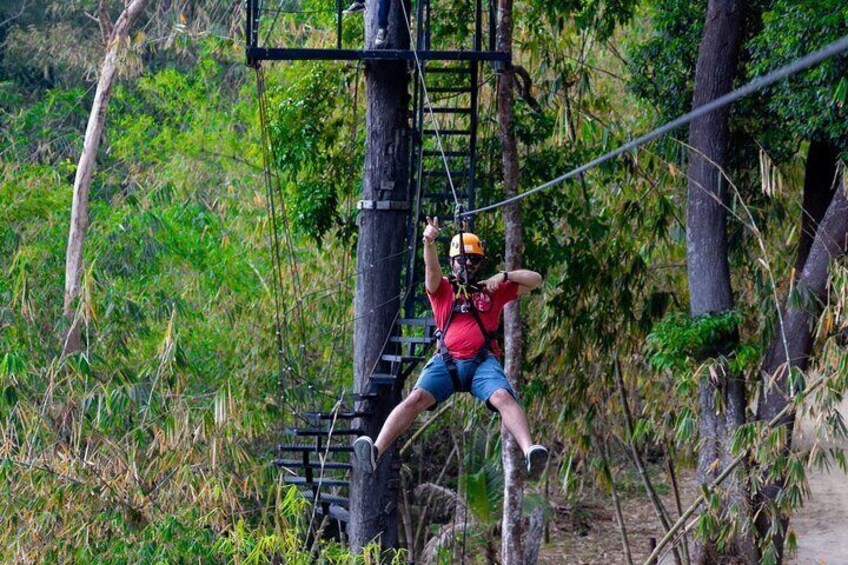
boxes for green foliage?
[267,63,362,242]
[646,310,747,372]
[748,0,848,152]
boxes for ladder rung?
[398,318,437,326]
[388,336,434,344]
[274,459,353,470]
[422,150,470,158]
[380,354,425,364]
[277,443,354,453]
[287,427,363,437]
[301,410,368,421]
[422,129,471,135]
[369,373,398,385]
[351,391,378,401]
[285,477,350,487]
[299,490,350,507]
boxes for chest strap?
[435,295,498,393]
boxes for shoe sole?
[527,448,548,480]
[353,438,376,473]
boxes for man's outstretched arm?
[423,217,442,294]
[483,269,542,295]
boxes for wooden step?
[274,459,353,471]
[285,477,350,488]
[286,427,363,437]
[380,354,425,364]
[277,443,355,454]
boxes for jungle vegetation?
[1,0,847,563]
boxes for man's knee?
[488,388,516,409]
[404,388,436,412]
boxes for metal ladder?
[272,0,484,540]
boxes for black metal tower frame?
[255,0,507,540]
[245,0,508,64]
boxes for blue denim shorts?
[413,353,517,411]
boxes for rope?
[255,65,335,406]
[398,0,461,208]
[461,34,848,217]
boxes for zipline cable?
[462,34,848,217]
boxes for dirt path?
[787,398,848,564]
[536,398,848,564]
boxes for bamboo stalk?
[665,444,691,565]
[614,359,682,565]
[604,440,634,565]
[643,374,826,564]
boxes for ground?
[535,400,848,564]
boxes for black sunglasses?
[454,255,484,266]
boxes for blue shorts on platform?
[413,353,517,411]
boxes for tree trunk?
[496,0,525,563]
[348,0,411,553]
[62,0,154,355]
[795,140,839,273]
[755,166,848,563]
[685,0,754,562]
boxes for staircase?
[272,2,485,542]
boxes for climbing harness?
[434,289,498,393]
[432,204,499,392]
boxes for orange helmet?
[449,232,485,258]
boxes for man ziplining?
[353,217,549,478]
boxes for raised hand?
[423,216,440,243]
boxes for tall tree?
[755,147,846,563]
[62,0,154,354]
[685,0,755,562]
[495,0,528,563]
[348,0,411,552]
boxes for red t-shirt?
[427,276,519,359]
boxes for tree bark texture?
[349,0,411,552]
[795,140,839,273]
[685,1,754,562]
[496,0,525,563]
[755,172,848,562]
[62,0,154,354]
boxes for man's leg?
[375,388,436,455]
[488,388,532,452]
[489,389,549,479]
[353,388,438,473]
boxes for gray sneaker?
[353,436,378,473]
[343,1,365,14]
[375,28,387,47]
[525,445,549,480]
